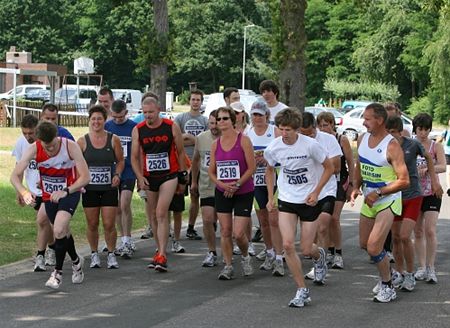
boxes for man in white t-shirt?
[264,108,334,308]
[259,80,288,125]
[300,112,342,279]
[12,114,55,271]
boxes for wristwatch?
[375,188,382,197]
[235,181,241,188]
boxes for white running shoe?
[259,253,275,271]
[45,248,56,266]
[218,265,234,280]
[34,255,46,272]
[332,254,344,269]
[202,252,217,267]
[289,288,311,307]
[107,253,119,269]
[232,244,241,255]
[372,280,382,295]
[171,240,185,253]
[256,248,267,261]
[90,252,101,268]
[72,256,84,284]
[241,256,254,276]
[374,284,397,303]
[313,248,328,285]
[121,243,133,259]
[414,267,427,281]
[272,259,285,277]
[248,242,256,256]
[392,270,404,289]
[45,270,62,289]
[305,267,315,280]
[401,272,416,292]
[426,266,438,284]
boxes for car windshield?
[55,89,77,100]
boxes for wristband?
[178,171,188,184]
[21,189,29,196]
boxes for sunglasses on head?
[217,116,231,121]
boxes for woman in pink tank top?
[208,106,256,280]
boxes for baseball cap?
[250,101,269,115]
[230,102,245,113]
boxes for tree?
[277,0,307,110]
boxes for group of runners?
[9,81,446,308]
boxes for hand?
[21,190,36,207]
[220,182,237,198]
[50,190,67,203]
[111,175,121,188]
[305,191,318,206]
[432,181,443,199]
[16,192,26,207]
[418,166,428,178]
[364,191,379,208]
[350,187,362,207]
[138,177,149,191]
[266,198,275,212]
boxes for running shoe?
[372,280,382,295]
[332,254,344,269]
[45,248,56,266]
[248,242,256,256]
[171,240,185,253]
[72,256,84,284]
[114,242,124,256]
[34,255,46,272]
[147,251,159,269]
[272,259,285,277]
[218,265,234,280]
[256,248,267,261]
[101,243,108,253]
[288,288,311,308]
[313,247,328,285]
[392,270,404,289]
[130,239,137,251]
[186,228,202,240]
[251,228,263,242]
[241,256,254,276]
[373,284,397,303]
[141,225,153,239]
[90,252,101,268]
[107,253,119,269]
[202,252,217,267]
[45,270,62,289]
[426,266,438,284]
[259,253,275,271]
[414,267,427,281]
[232,245,242,255]
[401,272,416,292]
[305,267,315,280]
[387,251,395,263]
[121,243,133,259]
[326,252,334,266]
[155,254,168,272]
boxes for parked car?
[25,89,50,102]
[340,100,372,113]
[55,85,99,111]
[112,89,142,114]
[305,106,344,126]
[203,90,262,118]
[337,107,413,141]
[0,84,49,101]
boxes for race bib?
[146,152,170,171]
[203,151,211,168]
[283,168,309,185]
[28,160,38,170]
[217,160,240,180]
[119,136,131,158]
[185,123,205,137]
[89,166,112,185]
[254,166,275,187]
[41,176,67,194]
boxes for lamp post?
[242,24,255,90]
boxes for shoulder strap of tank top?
[84,134,92,150]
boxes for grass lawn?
[0,120,191,266]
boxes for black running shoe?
[186,229,202,240]
[252,228,263,242]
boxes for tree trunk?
[279,0,307,111]
[151,0,168,111]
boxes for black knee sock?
[188,224,194,231]
[65,235,78,262]
[336,249,342,255]
[328,247,335,255]
[37,250,45,257]
[48,242,56,250]
[54,237,68,271]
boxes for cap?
[250,101,269,116]
[230,102,245,113]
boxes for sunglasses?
[217,117,231,121]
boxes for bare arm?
[67,140,90,191]
[10,143,38,206]
[234,135,256,187]
[112,135,125,187]
[173,123,187,172]
[130,126,148,190]
[330,155,340,175]
[433,142,446,173]
[350,134,364,205]
[265,165,276,211]
[306,157,334,206]
[182,133,196,146]
[190,139,201,195]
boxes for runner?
[10,121,90,289]
[191,110,220,267]
[264,108,333,307]
[78,105,124,269]
[259,80,287,125]
[246,101,284,276]
[131,97,187,272]
[385,116,441,291]
[40,103,74,141]
[98,86,114,118]
[350,103,409,303]
[208,106,256,280]
[105,99,137,258]
[174,89,208,240]
[316,111,354,269]
[413,113,446,284]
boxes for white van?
[0,84,49,100]
[112,89,142,114]
[55,85,99,111]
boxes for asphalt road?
[1,196,450,328]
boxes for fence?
[0,100,89,127]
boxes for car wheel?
[344,129,358,141]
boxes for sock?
[336,249,342,255]
[37,250,45,257]
[211,251,217,256]
[267,248,275,257]
[48,243,56,250]
[276,254,283,261]
[121,236,127,244]
[65,235,78,262]
[328,247,335,255]
[54,237,68,271]
[188,224,194,231]
[382,280,392,288]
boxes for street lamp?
[242,24,255,90]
